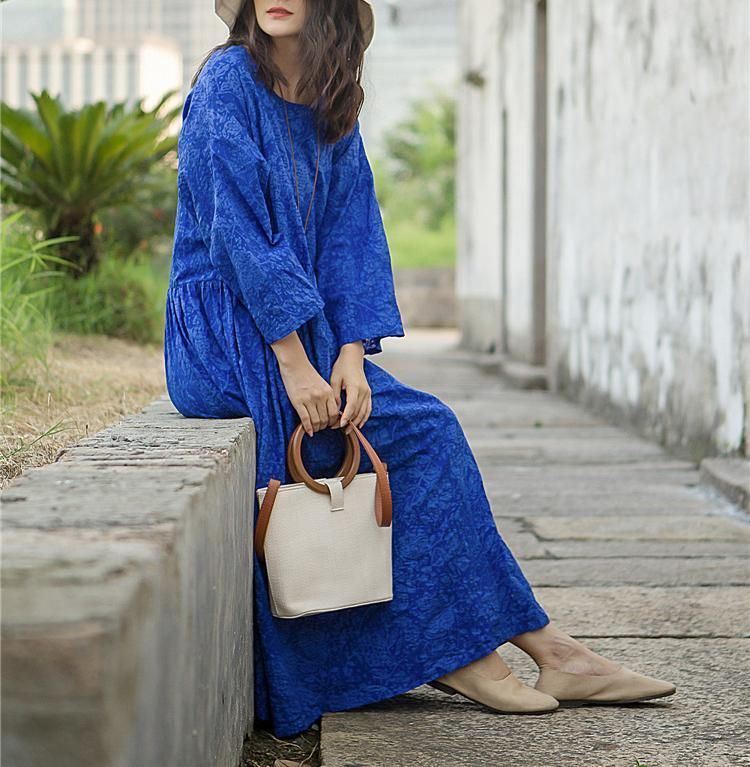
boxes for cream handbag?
[254,420,393,619]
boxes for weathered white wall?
[457,0,538,359]
[547,0,749,457]
[458,0,749,457]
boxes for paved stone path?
[320,330,750,767]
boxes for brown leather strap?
[346,422,393,528]
[255,477,281,562]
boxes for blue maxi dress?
[164,44,550,738]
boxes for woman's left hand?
[330,341,371,430]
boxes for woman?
[164,0,676,738]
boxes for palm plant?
[1,90,180,276]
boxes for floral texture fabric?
[164,44,549,737]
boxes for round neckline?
[268,86,312,111]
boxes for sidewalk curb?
[469,352,548,390]
[699,457,750,511]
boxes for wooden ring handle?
[286,421,361,493]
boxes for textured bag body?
[255,420,393,619]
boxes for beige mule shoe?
[534,664,676,705]
[428,666,559,714]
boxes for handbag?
[254,419,393,619]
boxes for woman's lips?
[267,7,293,18]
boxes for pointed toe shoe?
[428,667,559,714]
[534,664,676,705]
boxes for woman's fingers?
[329,371,343,410]
[340,384,373,429]
[354,391,371,429]
[277,351,347,436]
[297,403,315,437]
[326,393,341,428]
[339,384,359,427]
[307,388,341,433]
[311,398,329,433]
[296,398,337,437]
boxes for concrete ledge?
[700,458,750,511]
[394,267,456,328]
[470,352,548,390]
[1,395,256,767]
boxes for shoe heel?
[428,680,457,695]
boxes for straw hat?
[215,0,375,49]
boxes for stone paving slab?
[535,539,750,559]
[529,514,750,542]
[321,639,750,767]
[497,529,550,559]
[489,490,725,517]
[482,463,702,491]
[321,339,750,766]
[532,587,750,638]
[484,466,715,517]
[449,396,602,427]
[498,511,750,559]
[468,431,669,465]
[522,557,750,587]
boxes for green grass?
[0,212,74,390]
[44,249,170,345]
[385,217,456,270]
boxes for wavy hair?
[192,0,366,143]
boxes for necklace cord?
[282,96,320,234]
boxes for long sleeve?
[316,120,405,355]
[178,61,325,346]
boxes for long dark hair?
[193,0,366,143]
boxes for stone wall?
[457,0,750,458]
[1,395,256,767]
[394,267,457,328]
[546,0,749,458]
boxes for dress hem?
[261,606,551,739]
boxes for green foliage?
[372,92,456,269]
[0,90,180,275]
[96,158,178,257]
[384,217,456,270]
[44,252,169,345]
[0,212,75,389]
[377,92,456,230]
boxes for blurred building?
[74,0,226,92]
[0,0,223,106]
[457,0,749,458]
[1,0,78,42]
[1,37,181,111]
[360,0,459,152]
[160,0,227,92]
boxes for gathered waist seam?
[168,276,229,289]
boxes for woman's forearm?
[270,330,310,370]
[339,340,365,357]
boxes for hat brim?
[215,0,375,49]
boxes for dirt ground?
[1,332,166,488]
[240,725,320,767]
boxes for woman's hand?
[271,330,340,437]
[330,341,371,430]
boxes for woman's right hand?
[271,330,341,437]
